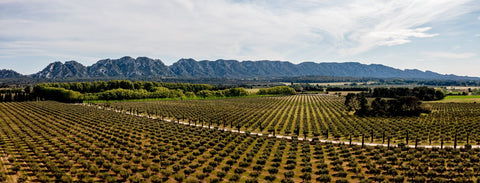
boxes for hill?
[0,69,24,79]
[1,56,479,80]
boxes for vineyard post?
[209,121,211,129]
[273,129,276,137]
[429,133,431,145]
[349,134,352,146]
[387,136,390,149]
[415,136,418,149]
[362,134,364,148]
[382,131,385,144]
[441,138,443,149]
[454,130,457,149]
[326,129,329,139]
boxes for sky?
[0,0,479,77]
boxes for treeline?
[345,93,431,117]
[32,80,258,102]
[33,86,83,103]
[0,87,35,102]
[290,83,370,92]
[371,86,445,101]
[344,87,443,117]
[326,87,369,92]
[87,87,249,101]
[258,86,296,95]
[275,75,372,83]
[473,89,480,95]
[196,88,249,98]
[84,87,185,101]
[277,76,480,87]
[417,80,480,87]
[12,80,300,103]
[37,80,214,93]
[290,83,324,92]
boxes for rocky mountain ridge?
[1,56,477,80]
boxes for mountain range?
[0,56,477,80]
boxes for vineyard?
[105,94,480,146]
[1,96,480,182]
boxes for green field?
[429,95,480,103]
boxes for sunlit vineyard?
[106,94,480,146]
[1,101,480,182]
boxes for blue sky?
[0,0,479,76]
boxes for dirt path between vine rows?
[82,103,480,149]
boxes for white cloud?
[424,52,476,59]
[476,34,480,37]
[366,27,439,47]
[0,0,478,66]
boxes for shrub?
[234,168,245,174]
[268,167,278,174]
[60,175,73,183]
[203,166,214,173]
[229,174,240,181]
[173,173,185,182]
[216,171,227,179]
[185,177,199,183]
[317,174,331,183]
[393,175,405,183]
[284,170,295,178]
[128,175,142,183]
[264,175,276,181]
[249,171,260,177]
[149,175,162,183]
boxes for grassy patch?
[428,95,480,103]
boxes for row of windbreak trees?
[33,80,297,103]
[40,80,214,93]
[371,86,445,101]
[0,87,35,102]
[258,86,296,95]
[290,83,370,92]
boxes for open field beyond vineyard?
[1,96,480,182]
[428,95,480,103]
